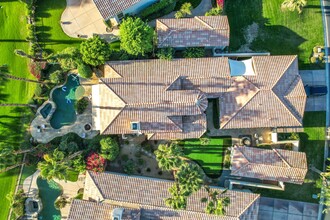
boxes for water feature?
[50,74,82,129]
[40,103,52,119]
[37,178,61,220]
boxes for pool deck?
[30,74,99,143]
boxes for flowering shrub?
[86,152,106,172]
[217,0,224,8]
[28,61,46,80]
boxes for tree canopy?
[80,35,111,66]
[38,149,69,181]
[120,17,154,56]
[155,142,184,171]
[56,47,82,71]
[176,163,203,195]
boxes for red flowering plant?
[86,152,106,172]
[217,0,224,8]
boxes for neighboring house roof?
[92,0,141,20]
[92,56,306,140]
[230,146,308,184]
[68,199,141,220]
[82,171,260,220]
[156,16,230,48]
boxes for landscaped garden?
[249,111,326,203]
[181,137,231,177]
[225,0,324,69]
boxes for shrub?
[6,189,26,219]
[78,63,93,78]
[310,56,317,64]
[157,47,175,60]
[180,2,193,15]
[135,150,142,158]
[158,170,163,175]
[313,47,319,53]
[80,35,111,66]
[146,167,151,172]
[72,155,86,173]
[183,47,205,58]
[139,0,176,20]
[121,154,129,162]
[75,97,89,114]
[120,17,154,56]
[288,132,300,140]
[205,7,223,16]
[123,159,135,175]
[49,70,65,84]
[175,11,185,19]
[200,137,210,145]
[100,137,120,161]
[54,197,68,210]
[137,158,145,166]
[57,47,82,71]
[86,152,106,172]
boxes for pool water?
[37,178,61,220]
[40,103,52,119]
[50,74,80,129]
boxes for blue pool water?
[40,103,52,119]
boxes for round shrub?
[156,47,174,60]
[100,137,120,161]
[57,47,82,71]
[146,167,151,172]
[80,35,111,66]
[310,57,317,64]
[183,47,205,58]
[75,97,89,114]
[78,63,93,78]
[123,159,135,175]
[49,70,65,84]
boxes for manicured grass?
[250,112,326,203]
[67,170,79,182]
[35,0,82,53]
[19,165,37,185]
[0,168,19,220]
[225,0,324,69]
[182,137,231,177]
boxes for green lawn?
[225,0,324,69]
[35,0,82,53]
[0,168,19,220]
[19,165,37,185]
[182,137,231,177]
[250,112,326,203]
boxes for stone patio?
[30,75,99,143]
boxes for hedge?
[139,0,176,21]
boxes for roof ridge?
[220,89,260,129]
[271,55,297,89]
[272,148,292,168]
[86,171,105,201]
[158,29,175,47]
[100,78,127,106]
[195,16,214,29]
[270,89,302,126]
[167,116,183,131]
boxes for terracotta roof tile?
[157,16,230,48]
[93,0,142,20]
[231,146,308,184]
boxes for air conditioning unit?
[112,208,124,220]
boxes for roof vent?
[112,208,124,220]
[130,122,141,131]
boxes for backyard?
[225,0,324,69]
[182,137,231,177]
[250,111,326,203]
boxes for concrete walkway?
[55,174,85,219]
[22,170,40,198]
[258,197,318,220]
[299,70,327,111]
[60,0,110,38]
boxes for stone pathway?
[23,170,40,198]
[54,174,85,219]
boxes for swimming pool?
[40,103,52,119]
[37,178,61,220]
[50,74,81,129]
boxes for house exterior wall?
[123,0,158,15]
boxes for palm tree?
[38,149,69,181]
[0,146,19,172]
[176,163,204,196]
[155,142,185,171]
[0,103,37,108]
[164,183,187,210]
[0,64,48,84]
[14,49,54,62]
[201,186,230,216]
[281,0,307,14]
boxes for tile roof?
[93,56,306,139]
[230,146,308,184]
[92,0,141,20]
[84,171,260,220]
[220,55,306,129]
[68,199,141,220]
[157,16,230,48]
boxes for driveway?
[60,0,109,38]
[258,197,319,220]
[299,70,327,111]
